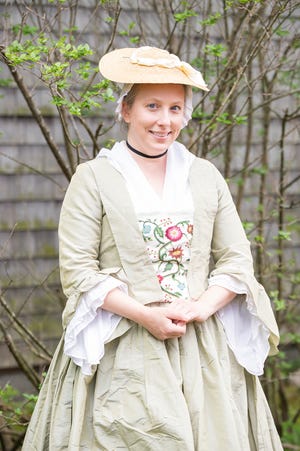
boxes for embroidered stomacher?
[139,216,193,302]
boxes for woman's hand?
[102,285,236,340]
[168,285,237,324]
[102,288,191,340]
[168,299,211,323]
[168,285,237,323]
[139,304,191,340]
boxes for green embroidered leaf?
[156,226,164,238]
[164,262,173,272]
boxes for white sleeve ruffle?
[64,277,126,375]
[209,274,270,376]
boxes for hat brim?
[99,47,209,91]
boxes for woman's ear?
[121,101,131,123]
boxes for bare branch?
[0,47,72,181]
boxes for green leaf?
[52,96,68,107]
[12,24,39,35]
[56,39,93,59]
[130,36,140,44]
[174,9,197,22]
[274,230,292,241]
[100,87,115,103]
[192,109,211,121]
[254,234,264,243]
[269,290,286,311]
[204,43,227,57]
[41,62,69,81]
[275,27,289,37]
[274,298,286,311]
[5,40,43,64]
[0,77,12,87]
[119,21,137,38]
[251,166,268,175]
[200,12,221,26]
[75,62,92,80]
[233,114,247,125]
[216,112,232,125]
[242,221,255,232]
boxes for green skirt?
[22,316,283,450]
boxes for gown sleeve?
[58,161,123,329]
[64,277,125,376]
[57,162,131,374]
[208,165,279,366]
[208,274,270,375]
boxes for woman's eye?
[171,105,182,111]
[147,103,158,109]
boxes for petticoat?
[22,314,283,451]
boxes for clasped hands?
[102,285,234,342]
[140,299,212,341]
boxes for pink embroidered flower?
[157,274,164,283]
[169,247,183,259]
[165,225,183,242]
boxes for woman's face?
[122,84,185,156]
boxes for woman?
[23,46,283,450]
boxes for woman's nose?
[157,108,171,125]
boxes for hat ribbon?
[130,48,208,89]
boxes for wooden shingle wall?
[0,110,68,369]
[0,1,139,373]
[0,1,299,379]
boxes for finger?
[168,309,193,322]
[172,320,186,327]
[170,322,186,335]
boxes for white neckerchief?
[97,140,195,215]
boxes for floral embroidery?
[168,247,183,259]
[165,225,183,242]
[187,224,193,234]
[139,217,193,302]
[157,274,164,283]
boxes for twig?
[0,294,52,360]
[0,320,41,389]
[0,151,66,190]
[0,47,72,181]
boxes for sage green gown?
[22,142,283,450]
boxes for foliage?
[0,384,37,449]
[0,0,299,449]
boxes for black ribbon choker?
[126,141,168,159]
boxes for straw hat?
[99,46,209,91]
